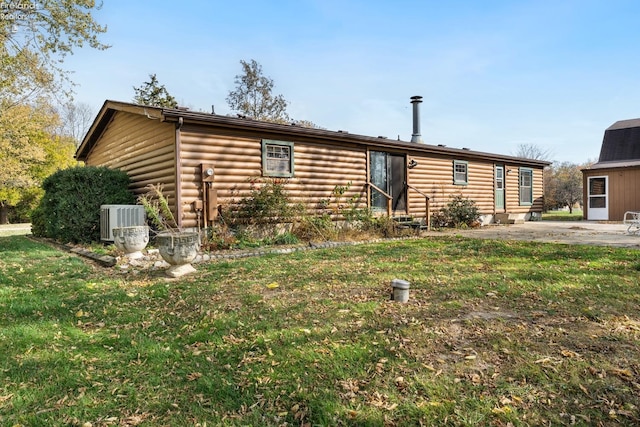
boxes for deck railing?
[367,182,393,217]
[407,184,430,231]
[367,182,430,230]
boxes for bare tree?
[226,59,289,123]
[57,102,94,147]
[513,143,553,161]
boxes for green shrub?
[31,166,135,243]
[431,195,480,229]
[231,178,298,225]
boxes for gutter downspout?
[175,117,184,229]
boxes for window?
[519,168,533,205]
[453,160,468,185]
[262,140,294,177]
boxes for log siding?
[77,101,550,230]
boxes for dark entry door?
[390,154,406,212]
[370,151,406,214]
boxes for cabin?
[582,119,640,221]
[76,99,550,230]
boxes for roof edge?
[76,100,551,167]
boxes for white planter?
[112,226,149,259]
[156,231,200,277]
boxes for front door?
[495,165,505,211]
[587,176,608,220]
[370,151,406,214]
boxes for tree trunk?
[0,205,8,224]
[568,205,573,214]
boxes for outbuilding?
[582,119,640,221]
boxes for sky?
[60,0,640,164]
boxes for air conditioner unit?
[100,205,146,241]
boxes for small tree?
[132,74,178,108]
[548,162,583,213]
[226,59,290,123]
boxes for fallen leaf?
[266,282,279,289]
[610,368,633,380]
[560,349,580,358]
[492,406,512,415]
[186,372,203,381]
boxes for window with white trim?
[262,140,294,177]
[519,168,533,205]
[453,160,468,185]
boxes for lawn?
[542,210,584,221]
[1,235,639,426]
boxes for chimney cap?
[410,95,423,102]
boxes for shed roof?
[598,118,640,162]
[76,100,551,168]
[584,159,640,170]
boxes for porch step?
[495,213,525,225]
[393,216,429,230]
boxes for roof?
[76,100,551,168]
[584,159,640,170]
[598,118,640,162]
[606,118,640,131]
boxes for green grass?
[542,210,584,221]
[1,235,640,426]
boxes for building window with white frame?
[519,168,533,205]
[262,140,294,177]
[453,160,468,185]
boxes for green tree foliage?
[31,166,135,243]
[132,74,179,108]
[544,162,584,212]
[0,0,108,107]
[226,59,290,123]
[0,100,76,223]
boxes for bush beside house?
[31,166,135,243]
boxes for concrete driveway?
[441,221,640,249]
[0,223,31,237]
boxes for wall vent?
[100,205,146,241]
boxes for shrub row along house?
[75,97,550,230]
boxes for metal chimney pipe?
[410,96,423,143]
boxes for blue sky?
[63,0,640,164]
